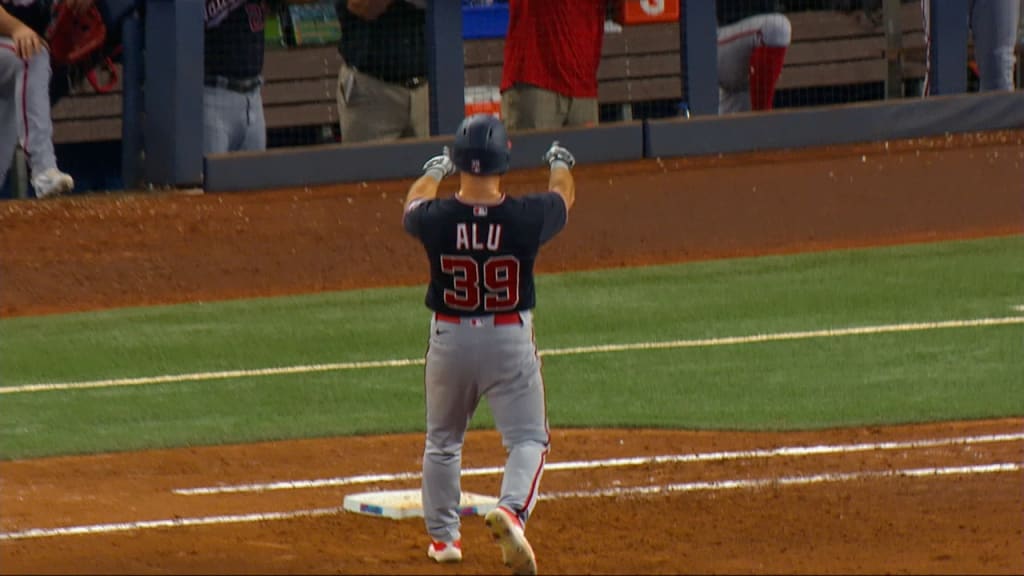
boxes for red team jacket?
[500,0,606,99]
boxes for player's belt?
[204,75,263,93]
[435,312,522,326]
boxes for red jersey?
[500,0,606,99]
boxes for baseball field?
[0,130,1022,574]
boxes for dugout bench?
[36,2,1019,195]
[49,4,936,147]
[51,45,343,147]
[462,4,936,120]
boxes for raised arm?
[405,146,455,211]
[543,141,576,211]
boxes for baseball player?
[716,0,791,114]
[204,0,267,154]
[0,0,80,198]
[403,114,576,575]
[921,0,1021,93]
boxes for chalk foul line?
[1,462,1019,542]
[539,462,1022,500]
[172,432,1024,495]
[4,315,1023,395]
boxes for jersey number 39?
[441,255,520,312]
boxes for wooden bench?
[260,45,341,134]
[463,5,932,115]
[780,3,928,93]
[51,67,125,144]
[50,44,342,146]
[53,2,998,147]
[463,21,685,114]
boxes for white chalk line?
[173,432,1024,495]
[4,316,1023,395]
[1,462,1019,542]
[0,506,346,542]
[540,462,1022,500]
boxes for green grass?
[1,236,1021,459]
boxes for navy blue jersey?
[205,0,264,80]
[716,0,781,26]
[404,193,568,316]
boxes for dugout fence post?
[926,0,969,95]
[143,0,204,188]
[883,0,904,99]
[121,11,143,190]
[425,2,465,136]
[680,0,718,116]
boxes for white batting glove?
[543,141,576,170]
[422,146,456,182]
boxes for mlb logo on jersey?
[471,159,481,173]
[473,206,488,217]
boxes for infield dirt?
[1,130,1022,574]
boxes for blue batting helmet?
[451,114,511,176]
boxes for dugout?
[3,0,1023,198]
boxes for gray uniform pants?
[203,84,266,154]
[0,39,59,185]
[0,41,18,185]
[923,0,1021,92]
[421,310,550,543]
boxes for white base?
[343,489,499,520]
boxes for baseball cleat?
[32,168,74,199]
[427,539,462,563]
[485,506,536,575]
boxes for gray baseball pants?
[0,39,59,185]
[203,84,266,154]
[421,310,550,544]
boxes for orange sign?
[465,85,502,119]
[615,0,680,25]
[465,101,502,119]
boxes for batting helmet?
[451,114,511,176]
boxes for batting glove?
[543,141,575,170]
[423,146,456,182]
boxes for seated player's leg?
[717,19,757,113]
[748,14,791,110]
[18,47,73,197]
[0,38,22,187]
[717,13,791,113]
